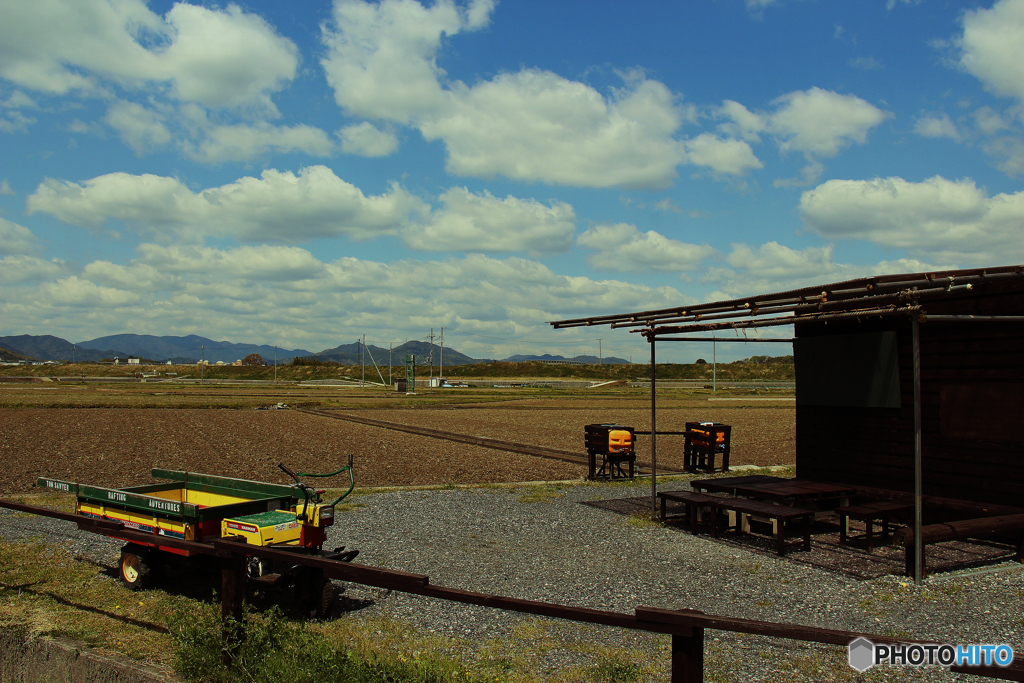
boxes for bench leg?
[775,518,785,556]
[865,518,874,553]
[660,497,667,523]
[802,516,811,552]
[839,513,849,546]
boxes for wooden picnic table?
[691,476,857,505]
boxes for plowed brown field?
[0,400,794,493]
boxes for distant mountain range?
[0,334,628,366]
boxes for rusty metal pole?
[221,551,246,666]
[650,334,658,518]
[912,317,923,584]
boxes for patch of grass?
[517,485,566,503]
[623,515,661,529]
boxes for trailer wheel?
[318,581,336,619]
[119,546,152,590]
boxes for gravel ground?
[5,479,1017,682]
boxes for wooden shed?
[550,265,1024,578]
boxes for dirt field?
[0,393,794,494]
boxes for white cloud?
[0,255,67,285]
[26,166,427,243]
[340,122,399,157]
[419,70,688,189]
[971,106,1009,135]
[684,133,763,176]
[182,122,336,163]
[957,0,1024,103]
[0,218,40,255]
[321,0,693,189]
[717,88,888,185]
[25,167,579,255]
[799,176,1024,264]
[913,113,962,142]
[0,108,35,132]
[705,242,936,300]
[981,137,1024,176]
[0,179,13,195]
[104,101,172,154]
[768,88,889,157]
[849,57,884,71]
[403,188,576,256]
[0,245,689,357]
[0,0,298,111]
[37,276,141,307]
[577,223,715,273]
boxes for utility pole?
[439,327,444,380]
[389,342,393,387]
[198,345,205,384]
[274,345,277,383]
[598,338,602,365]
[428,328,434,389]
[359,337,364,387]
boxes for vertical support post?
[712,337,716,396]
[221,551,246,666]
[912,317,923,584]
[650,335,658,517]
[671,628,705,682]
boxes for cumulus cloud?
[421,70,688,188]
[704,242,936,300]
[957,0,1024,103]
[0,0,298,111]
[104,100,172,154]
[340,122,399,157]
[914,113,962,142]
[0,255,67,285]
[683,134,763,176]
[321,0,693,189]
[799,176,1024,264]
[577,223,715,273]
[0,218,40,255]
[0,245,689,357]
[25,167,579,255]
[26,166,427,243]
[402,188,576,256]
[182,122,336,163]
[717,88,889,185]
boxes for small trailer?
[6,459,358,618]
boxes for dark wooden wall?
[795,278,1024,509]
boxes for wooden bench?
[657,491,722,533]
[891,514,1024,577]
[837,501,912,552]
[711,498,814,556]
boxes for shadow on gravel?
[582,496,1019,580]
[78,553,377,620]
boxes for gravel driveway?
[2,480,1020,682]
[329,481,1022,682]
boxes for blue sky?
[1,0,1021,362]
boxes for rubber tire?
[119,546,152,591]
[318,581,336,620]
